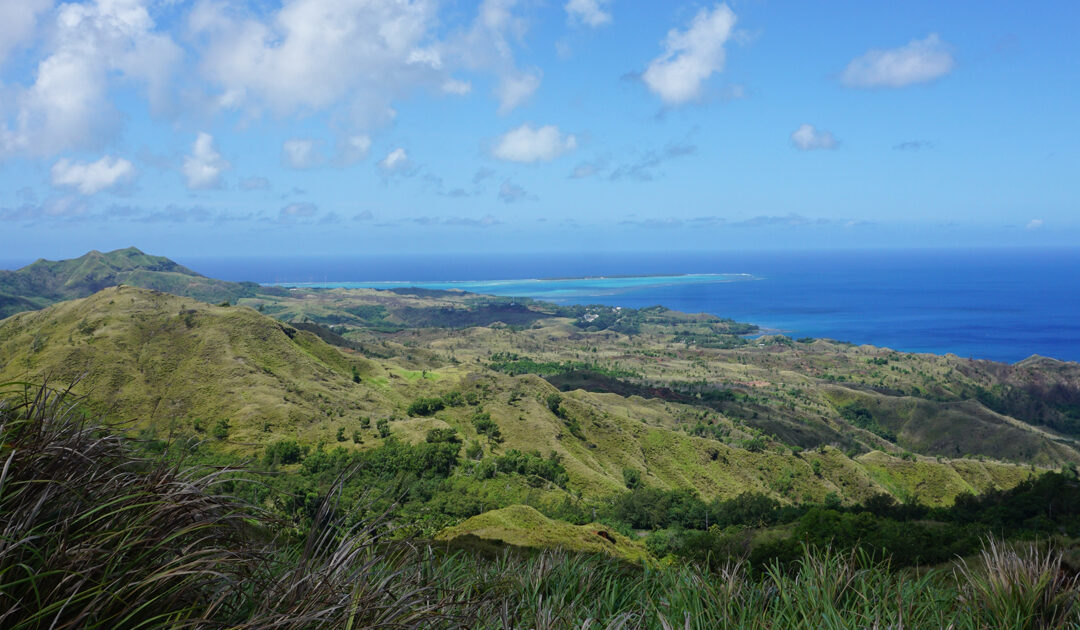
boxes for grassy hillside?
[0,247,263,317]
[0,286,1050,511]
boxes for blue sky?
[0,0,1077,261]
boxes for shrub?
[407,397,445,417]
[471,411,502,442]
[211,418,230,440]
[426,427,461,444]
[264,439,304,466]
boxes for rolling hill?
[0,286,1059,509]
[0,247,265,318]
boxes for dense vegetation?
[3,384,1079,629]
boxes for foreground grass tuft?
[956,538,1080,630]
[0,382,469,629]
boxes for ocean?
[171,248,1080,364]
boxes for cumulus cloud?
[190,0,444,128]
[0,0,51,67]
[642,4,736,105]
[495,71,542,115]
[453,0,544,114]
[442,78,472,95]
[333,134,371,165]
[50,156,136,194]
[378,147,416,175]
[191,0,541,124]
[282,138,322,169]
[183,132,230,189]
[1026,219,1044,230]
[565,0,612,28]
[790,124,838,151]
[1,0,181,156]
[841,34,954,88]
[492,124,576,163]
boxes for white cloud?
[495,70,541,115]
[378,147,414,174]
[282,138,322,169]
[642,4,736,106]
[841,34,954,88]
[442,78,472,95]
[0,0,52,67]
[452,0,542,114]
[191,0,444,129]
[1026,219,1044,230]
[565,0,612,27]
[492,124,576,163]
[183,132,230,189]
[790,124,838,151]
[1,0,181,157]
[50,155,136,194]
[338,134,372,164]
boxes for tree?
[545,393,564,417]
[622,467,642,489]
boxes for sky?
[0,0,1077,262]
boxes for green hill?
[0,287,1047,508]
[0,247,263,318]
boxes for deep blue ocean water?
[76,248,1080,364]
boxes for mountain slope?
[0,247,262,318]
[0,286,388,445]
[0,287,1044,507]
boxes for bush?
[211,418,230,440]
[545,393,563,416]
[407,397,445,417]
[426,428,461,444]
[622,467,642,489]
[264,439,305,466]
[471,411,502,442]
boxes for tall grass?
[0,382,469,629]
[956,538,1080,629]
[3,382,1078,629]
